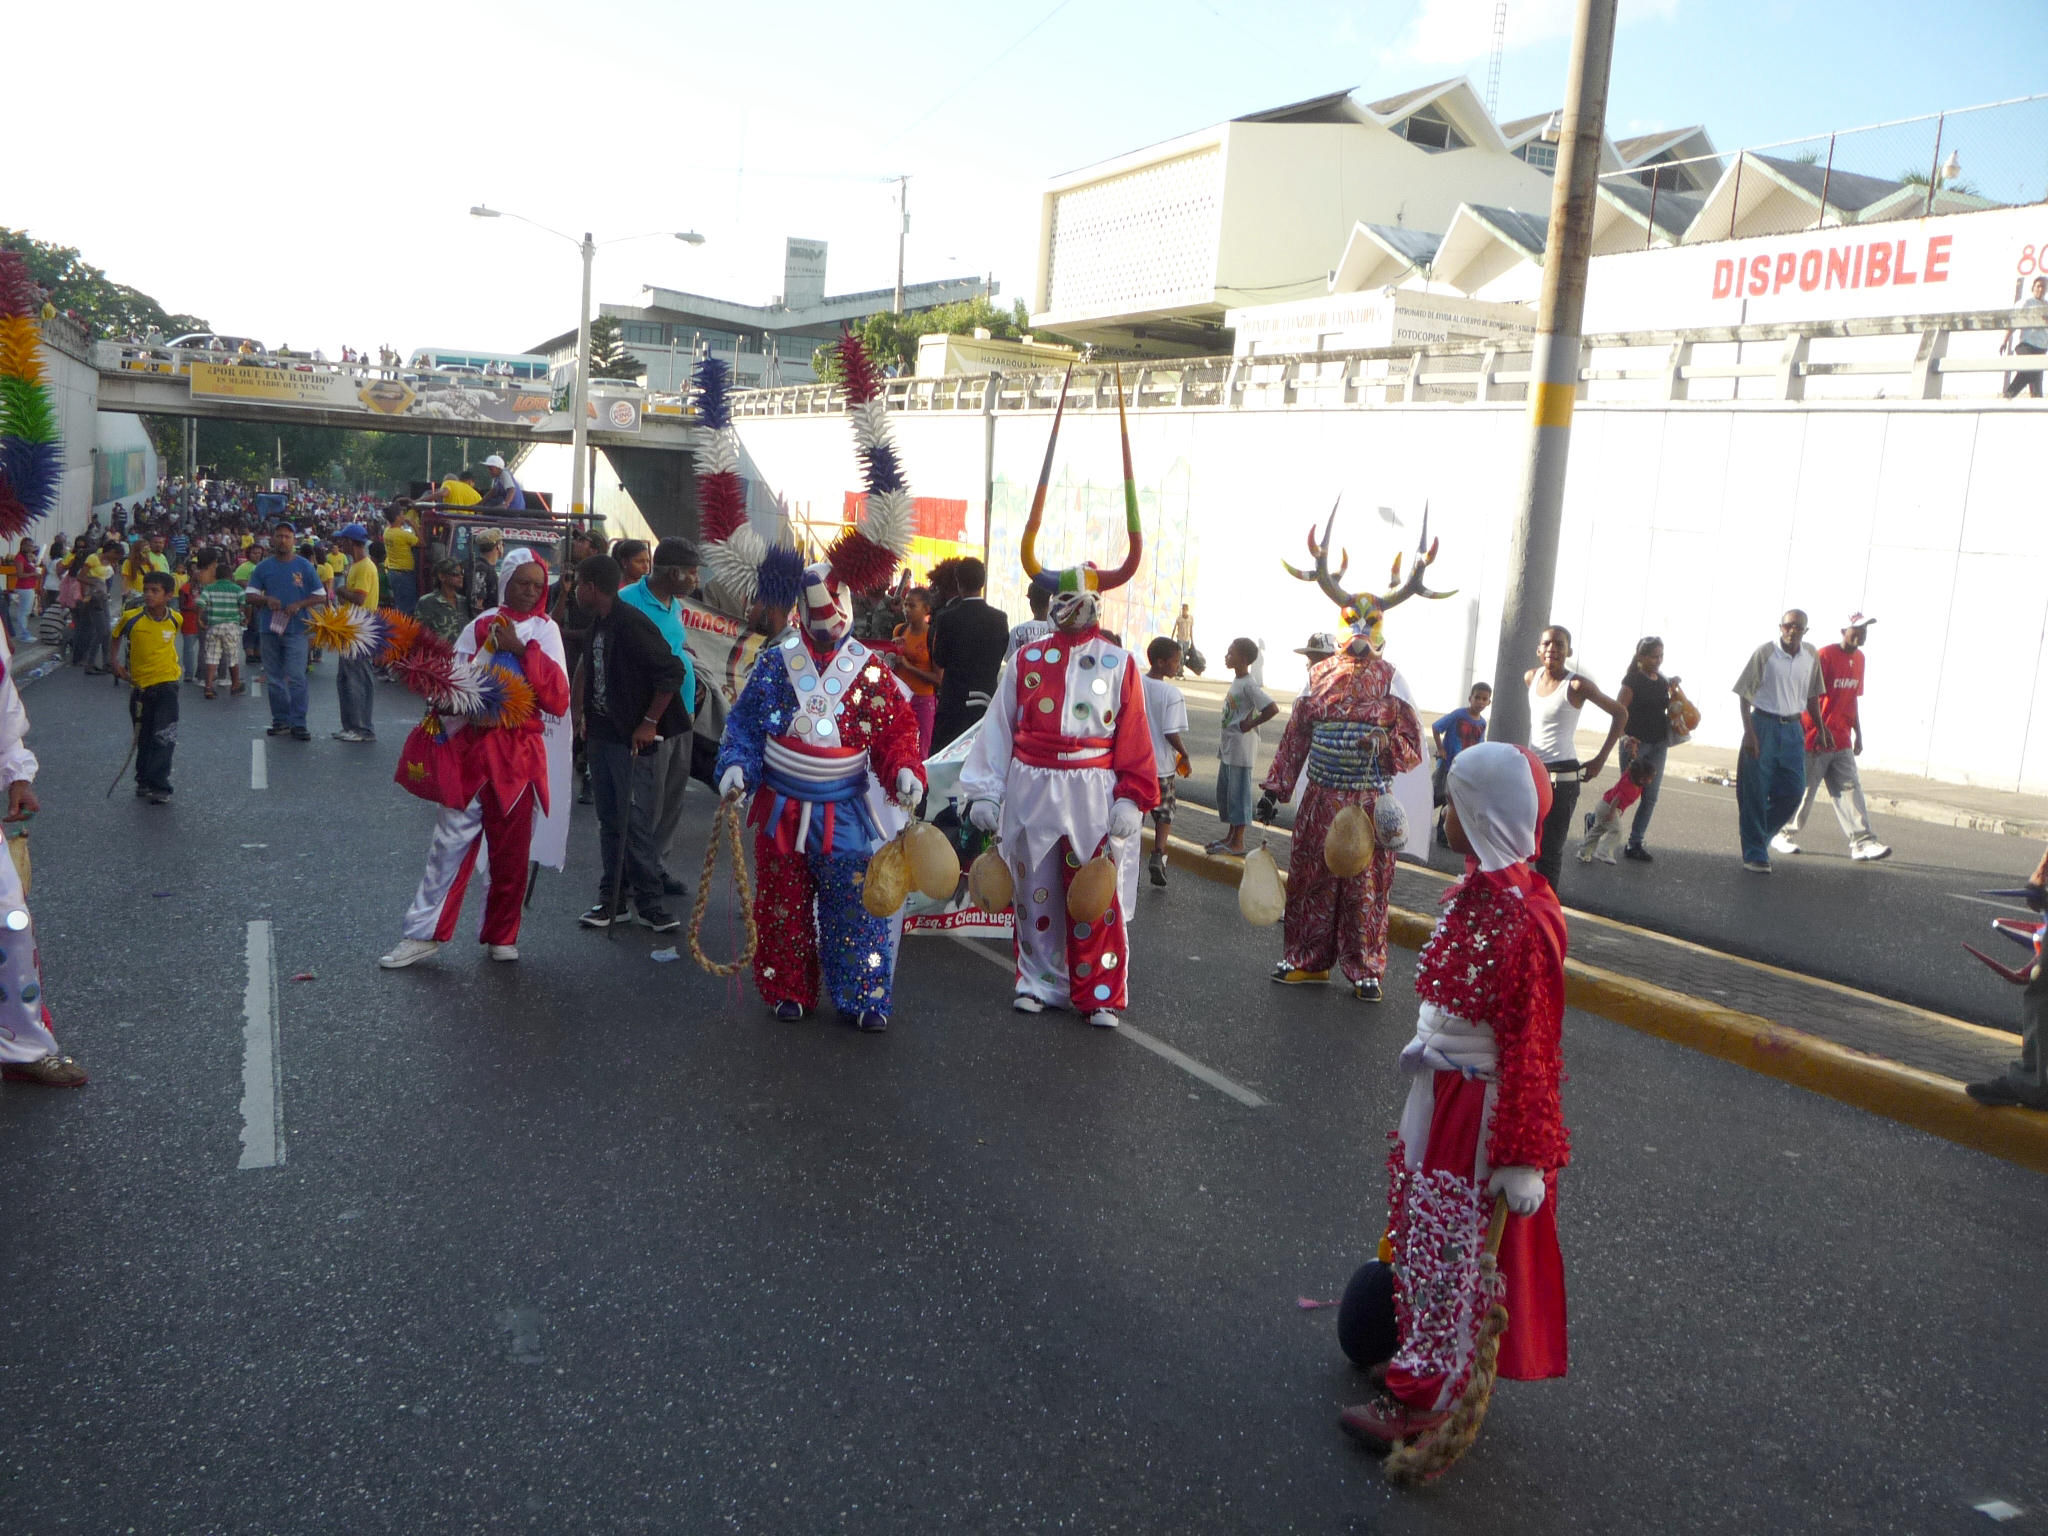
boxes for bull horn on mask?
[1017,362,1145,596]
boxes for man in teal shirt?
[619,538,700,897]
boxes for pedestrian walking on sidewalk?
[1142,636,1191,886]
[1611,637,1674,861]
[1967,846,2048,1109]
[1772,613,1890,862]
[331,524,380,743]
[1733,610,1831,873]
[1523,626,1625,889]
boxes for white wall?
[43,337,99,542]
[734,396,2048,792]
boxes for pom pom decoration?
[306,603,384,660]
[756,541,807,611]
[392,642,457,703]
[821,529,897,595]
[0,251,60,524]
[487,668,538,731]
[373,608,424,667]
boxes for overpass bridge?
[78,335,700,536]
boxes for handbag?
[393,710,480,810]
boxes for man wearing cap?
[332,523,380,743]
[478,454,526,513]
[246,523,323,742]
[619,538,702,897]
[1772,613,1890,862]
[1296,631,1337,668]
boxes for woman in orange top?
[891,585,938,756]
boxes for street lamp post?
[469,206,704,522]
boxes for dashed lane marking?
[238,920,284,1169]
[251,737,268,791]
[945,933,1270,1107]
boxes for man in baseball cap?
[478,453,526,513]
[1771,611,1888,862]
[1296,631,1338,663]
[332,523,381,743]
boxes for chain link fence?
[1600,93,2048,249]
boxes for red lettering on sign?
[1852,245,1864,287]
[1825,247,1850,289]
[1924,234,1952,283]
[1798,250,1822,292]
[1748,255,1770,296]
[1866,242,1893,286]
[1892,240,1916,284]
[1713,259,1735,299]
[1773,253,1797,293]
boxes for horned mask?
[1283,501,1454,656]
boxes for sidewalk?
[1175,675,2048,840]
[1147,784,2048,1176]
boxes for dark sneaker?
[1148,854,1167,887]
[579,903,629,929]
[267,722,289,736]
[856,1010,889,1033]
[1623,845,1653,862]
[1351,977,1384,1003]
[146,789,171,805]
[661,876,688,898]
[290,727,312,741]
[637,905,681,934]
[774,1000,806,1022]
[2,1054,88,1087]
[1966,1077,2048,1109]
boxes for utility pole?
[1486,0,1617,748]
[570,231,596,519]
[893,177,909,315]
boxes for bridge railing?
[726,306,2048,417]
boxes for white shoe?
[1851,841,1892,862]
[489,944,519,961]
[378,938,440,969]
[1012,995,1046,1014]
[1086,1010,1120,1029]
[1597,849,1618,865]
[1770,832,1800,855]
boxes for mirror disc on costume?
[1044,648,1061,663]
[1024,672,1041,689]
[816,718,836,737]
[1037,697,1055,714]
[825,677,842,694]
[1091,679,1108,695]
[1025,649,1043,662]
[798,675,816,691]
[794,717,813,735]
[1079,656,1095,669]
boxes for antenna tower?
[1485,1,1507,117]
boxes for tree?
[0,227,209,339]
[811,297,1060,381]
[588,315,644,382]
[1896,167,1981,197]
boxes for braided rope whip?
[689,792,758,977]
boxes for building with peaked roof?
[1682,151,1999,244]
[528,237,992,390]
[1029,78,1558,356]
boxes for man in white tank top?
[1522,626,1625,888]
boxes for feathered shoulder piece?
[0,251,62,539]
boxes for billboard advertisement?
[188,362,555,428]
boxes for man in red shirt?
[1771,612,1891,861]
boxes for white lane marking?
[946,934,1270,1107]
[251,738,268,791]
[238,920,285,1169]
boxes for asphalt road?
[1174,679,2032,1030]
[1,664,2043,1533]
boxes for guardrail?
[728,306,2048,415]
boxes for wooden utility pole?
[1487,0,1618,747]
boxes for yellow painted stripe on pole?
[1530,381,1576,429]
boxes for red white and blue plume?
[825,334,912,593]
[695,356,774,606]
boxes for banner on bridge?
[188,362,553,428]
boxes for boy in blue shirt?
[1430,682,1492,846]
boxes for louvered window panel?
[1045,149,1221,314]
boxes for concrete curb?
[1143,829,2048,1176]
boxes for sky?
[16,0,2046,358]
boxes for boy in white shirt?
[1209,638,1277,856]
[1141,637,1192,886]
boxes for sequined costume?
[959,626,1159,1012]
[716,630,927,1018]
[1262,651,1422,985]
[1381,749,1571,1417]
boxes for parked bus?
[406,347,551,383]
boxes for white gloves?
[967,798,1002,834]
[1486,1165,1545,1216]
[718,765,748,799]
[894,768,922,810]
[1108,798,1142,840]
[1374,794,1409,853]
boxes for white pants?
[1010,839,1132,1013]
[1781,748,1875,846]
[0,843,61,1063]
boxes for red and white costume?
[0,631,69,1071]
[400,601,570,948]
[1262,650,1422,985]
[959,626,1158,1012]
[1382,743,1570,1414]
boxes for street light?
[468,205,705,520]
